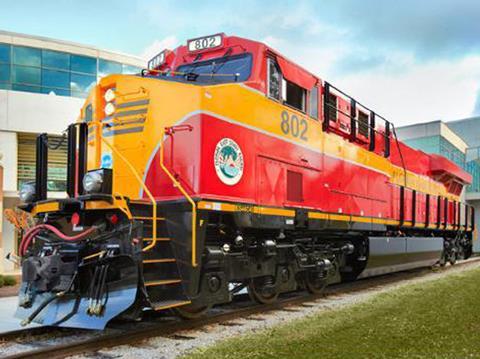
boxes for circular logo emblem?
[214,138,244,185]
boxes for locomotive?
[14,33,475,329]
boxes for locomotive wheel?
[174,304,211,319]
[304,271,328,295]
[248,277,278,304]
[439,254,447,267]
[449,251,457,266]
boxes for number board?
[148,51,166,70]
[187,34,223,52]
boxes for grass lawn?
[185,267,480,359]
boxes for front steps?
[130,201,191,311]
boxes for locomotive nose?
[16,249,140,330]
[15,215,143,330]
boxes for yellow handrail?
[100,137,158,252]
[159,136,198,267]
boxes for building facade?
[0,30,145,274]
[397,119,480,252]
[448,116,480,195]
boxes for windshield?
[176,53,252,84]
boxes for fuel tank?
[358,236,443,278]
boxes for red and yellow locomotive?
[15,34,474,329]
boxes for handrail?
[100,137,158,251]
[160,126,197,267]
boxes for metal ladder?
[130,202,191,311]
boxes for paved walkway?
[0,296,38,332]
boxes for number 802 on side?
[280,110,308,141]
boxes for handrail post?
[35,133,48,201]
[160,126,197,267]
[323,82,330,132]
[369,111,376,152]
[384,121,391,158]
[350,98,356,142]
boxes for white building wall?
[0,89,84,134]
[0,131,17,192]
[0,90,85,274]
[1,197,18,273]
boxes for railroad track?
[2,257,479,359]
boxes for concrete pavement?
[0,296,39,332]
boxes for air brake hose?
[20,272,77,326]
[20,224,96,256]
[20,293,61,326]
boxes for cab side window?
[309,86,318,119]
[284,80,306,112]
[267,57,307,113]
[267,58,281,100]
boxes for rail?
[324,82,393,153]
[323,81,407,187]
[100,137,158,251]
[160,125,197,267]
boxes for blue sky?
[1,0,480,125]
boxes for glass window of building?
[99,59,122,78]
[71,73,96,97]
[12,65,41,85]
[42,69,70,89]
[71,54,96,74]
[0,63,10,82]
[17,133,67,192]
[0,42,143,97]
[122,64,141,74]
[12,84,41,93]
[13,46,41,67]
[0,43,10,63]
[42,50,70,70]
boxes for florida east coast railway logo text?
[214,138,244,185]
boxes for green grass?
[185,267,480,359]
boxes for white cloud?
[260,35,480,126]
[334,55,480,125]
[133,2,480,126]
[141,35,179,60]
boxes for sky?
[1,0,480,126]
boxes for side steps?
[130,201,191,311]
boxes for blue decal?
[101,153,113,169]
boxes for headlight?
[83,170,104,193]
[19,182,36,203]
[104,88,116,102]
[104,102,116,116]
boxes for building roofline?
[396,119,468,152]
[396,119,442,130]
[0,29,144,66]
[446,115,480,124]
